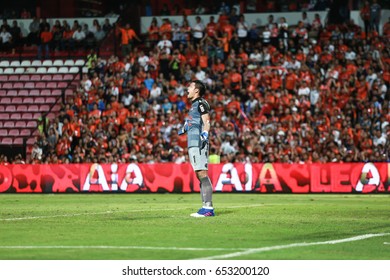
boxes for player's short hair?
[192,80,206,96]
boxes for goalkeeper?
[178,80,215,217]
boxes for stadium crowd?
[1,3,389,165]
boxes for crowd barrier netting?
[0,162,388,193]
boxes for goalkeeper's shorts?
[188,143,209,171]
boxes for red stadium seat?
[40,89,51,96]
[35,82,46,89]
[18,90,29,96]
[0,75,8,82]
[5,105,16,112]
[13,82,24,89]
[15,121,27,128]
[1,137,13,144]
[0,129,7,136]
[8,129,19,137]
[9,113,21,120]
[19,75,30,81]
[24,82,35,89]
[29,90,40,96]
[40,104,50,112]
[17,105,28,111]
[7,90,17,96]
[11,97,23,104]
[23,97,34,104]
[30,75,41,81]
[13,137,24,145]
[46,97,57,103]
[20,129,31,136]
[41,74,52,81]
[34,97,45,104]
[21,113,33,119]
[3,121,14,128]
[1,97,11,104]
[28,105,39,112]
[0,113,9,120]
[8,75,19,82]
[26,121,37,128]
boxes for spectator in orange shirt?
[117,23,141,58]
[38,26,52,59]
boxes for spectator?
[9,20,22,53]
[38,25,53,59]
[0,26,12,53]
[117,23,141,57]
[71,26,86,49]
[370,0,381,34]
[102,18,112,34]
[27,16,40,46]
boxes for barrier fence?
[0,162,388,193]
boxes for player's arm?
[201,113,210,134]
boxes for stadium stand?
[0,1,389,164]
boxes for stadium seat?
[11,97,23,104]
[26,121,37,128]
[64,60,75,66]
[21,60,32,67]
[13,82,24,89]
[15,121,26,128]
[0,61,10,67]
[17,105,28,111]
[13,137,24,145]
[19,75,30,81]
[75,59,85,66]
[9,113,21,119]
[0,105,5,112]
[20,129,31,137]
[1,137,13,144]
[58,82,68,88]
[15,68,25,74]
[42,60,53,67]
[0,113,9,120]
[8,75,19,81]
[40,104,50,111]
[40,89,51,96]
[31,60,42,67]
[46,97,56,104]
[0,68,3,74]
[8,129,19,137]
[3,121,14,128]
[58,67,69,73]
[7,90,17,96]
[0,75,7,82]
[63,74,74,80]
[2,83,12,89]
[24,82,35,89]
[0,97,11,104]
[34,97,45,104]
[52,89,62,96]
[36,67,47,74]
[10,61,20,67]
[0,90,6,96]
[18,90,29,96]
[0,129,7,136]
[28,105,39,112]
[69,67,79,74]
[35,82,46,89]
[26,137,35,145]
[41,74,51,81]
[47,112,56,119]
[53,59,64,66]
[47,67,58,74]
[29,90,40,96]
[23,97,34,104]
[46,82,57,88]
[30,75,41,81]
[52,74,62,81]
[25,67,36,73]
[4,68,14,74]
[21,113,32,120]
[5,105,16,112]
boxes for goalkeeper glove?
[200,131,209,149]
[178,121,189,135]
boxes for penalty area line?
[192,233,390,260]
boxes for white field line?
[192,233,390,260]
[384,242,390,245]
[0,245,243,251]
[0,204,267,221]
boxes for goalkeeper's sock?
[200,176,213,208]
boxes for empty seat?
[3,121,14,128]
[2,83,13,89]
[21,113,32,119]
[53,59,64,66]
[63,74,74,80]
[11,97,23,104]
[15,121,26,127]
[52,104,62,112]
[46,97,56,103]
[19,75,30,81]
[7,75,18,82]
[40,89,51,96]
[31,60,42,67]
[47,67,58,73]
[28,105,39,112]
[36,67,47,73]
[30,75,41,81]
[24,82,35,89]
[1,137,13,144]
[0,90,6,96]
[21,60,32,67]
[41,74,52,81]
[0,105,5,111]
[42,60,53,66]
[35,82,46,89]
[58,82,68,88]
[0,113,9,119]
[34,97,45,104]
[1,97,11,104]
[69,66,79,73]
[0,129,7,136]
[46,82,57,88]
[29,90,40,96]
[0,75,7,82]
[13,82,24,89]
[10,61,21,67]
[20,129,31,137]
[4,68,14,74]
[58,67,69,73]
[25,67,36,73]
[17,105,28,111]
[26,121,37,128]
[0,61,10,67]
[13,137,24,145]
[52,89,62,96]
[52,74,62,81]
[15,67,25,74]
[8,129,19,137]
[9,113,21,119]
[7,90,17,96]
[5,105,16,112]
[75,59,85,66]
[64,59,74,66]
[40,104,50,111]
[18,90,29,96]
[23,97,34,104]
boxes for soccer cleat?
[190,208,215,217]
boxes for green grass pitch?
[0,194,389,260]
